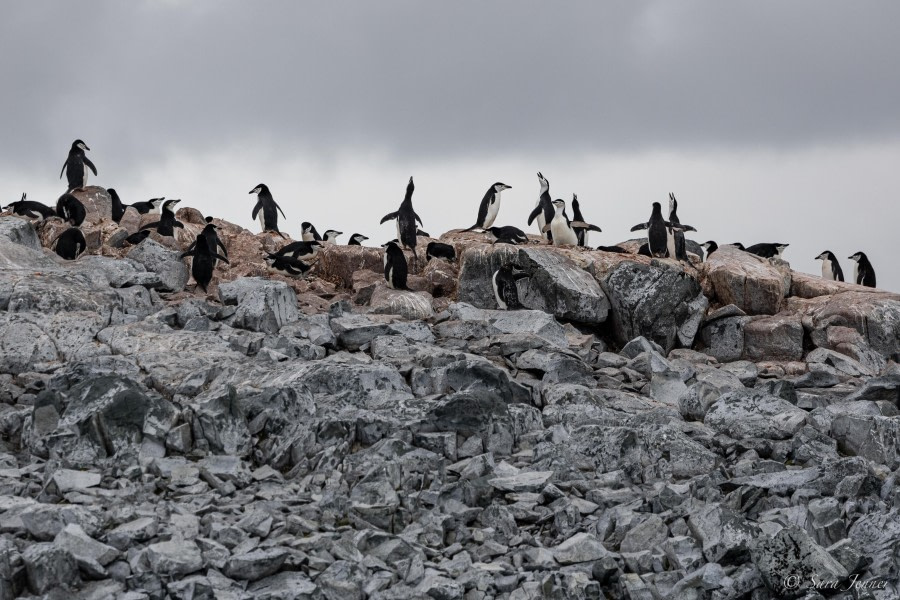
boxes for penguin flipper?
[673,223,696,232]
[215,253,230,264]
[569,221,602,232]
[183,240,198,254]
[251,201,262,221]
[275,202,287,220]
[180,249,196,259]
[526,205,542,226]
[540,224,552,233]
[630,223,649,232]
[414,212,424,227]
[380,211,399,224]
[141,221,161,231]
[84,157,98,176]
[59,161,67,179]
[217,240,228,257]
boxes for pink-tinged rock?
[703,246,788,315]
[742,313,804,361]
[70,186,112,225]
[369,285,435,319]
[790,271,877,299]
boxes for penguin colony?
[0,140,883,304]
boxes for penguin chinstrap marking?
[301,222,322,242]
[141,199,184,237]
[348,233,369,246]
[666,193,689,261]
[465,182,511,231]
[323,230,342,243]
[59,140,97,192]
[631,201,695,258]
[380,176,423,263]
[848,252,876,288]
[54,228,87,260]
[486,226,528,245]
[492,263,531,310]
[701,241,718,261]
[815,251,844,282]
[570,194,602,247]
[249,184,287,237]
[527,172,554,241]
[3,193,55,220]
[382,240,409,290]
[56,193,86,226]
[181,221,229,292]
[107,188,126,223]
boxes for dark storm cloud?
[3,0,900,172]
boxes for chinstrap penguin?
[141,199,184,237]
[425,241,456,262]
[3,193,55,220]
[275,240,322,260]
[492,263,530,310]
[56,193,86,226]
[54,227,86,260]
[570,194,602,247]
[323,230,342,243]
[380,177,423,261]
[60,139,97,192]
[815,251,844,282]
[527,172,554,241]
[631,201,695,258]
[265,252,311,278]
[745,243,788,259]
[667,193,688,261]
[848,252,876,287]
[701,241,718,260]
[181,221,229,292]
[301,222,322,242]
[131,198,165,215]
[382,240,409,290]
[348,233,369,246]
[250,184,287,237]
[486,226,528,245]
[465,182,511,231]
[107,188,126,223]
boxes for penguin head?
[701,241,716,250]
[668,193,678,216]
[162,199,181,211]
[350,233,368,243]
[301,222,315,233]
[323,230,342,240]
[728,242,746,251]
[150,198,166,209]
[651,202,663,216]
[493,182,511,193]
[407,176,414,189]
[552,199,566,213]
[537,172,549,193]
[72,139,89,152]
[815,250,832,261]
[774,243,789,256]
[205,216,214,224]
[571,193,579,207]
[848,251,866,262]
[249,184,268,195]
[382,240,401,250]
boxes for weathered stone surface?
[146,540,203,577]
[224,548,288,581]
[705,390,807,440]
[751,526,848,599]
[704,246,787,315]
[369,285,435,319]
[831,414,900,469]
[742,313,803,361]
[516,247,610,324]
[601,260,707,352]
[71,186,113,225]
[553,532,611,564]
[0,216,41,250]
[219,277,299,333]
[126,238,189,292]
[22,543,80,594]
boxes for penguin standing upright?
[3,193,55,220]
[465,182,511,231]
[630,201,695,258]
[848,252,876,287]
[527,172,554,241]
[492,263,530,310]
[107,188,126,223]
[180,221,229,292]
[570,194,602,247]
[815,251,844,282]
[60,140,97,192]
[348,233,369,246]
[301,222,322,242]
[56,193,86,226]
[54,228,86,260]
[141,199,184,237]
[543,199,583,246]
[666,193,689,261]
[249,184,287,237]
[382,240,409,290]
[380,177,423,260]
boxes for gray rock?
[447,302,568,348]
[553,532,612,565]
[106,517,158,550]
[620,514,668,553]
[51,468,101,491]
[331,312,434,351]
[488,471,553,493]
[224,547,289,581]
[705,245,787,315]
[743,313,803,361]
[601,260,707,352]
[248,572,317,599]
[54,523,119,567]
[126,238,189,292]
[145,539,203,577]
[369,285,435,319]
[705,390,807,440]
[22,542,80,594]
[219,277,299,333]
[831,414,900,469]
[0,216,40,250]
[516,247,610,324]
[751,526,848,599]
[699,315,752,362]
[688,503,758,563]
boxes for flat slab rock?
[488,471,553,492]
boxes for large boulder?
[219,277,299,333]
[369,285,435,319]
[71,186,113,225]
[316,244,385,289]
[742,313,804,361]
[704,246,787,315]
[705,389,807,440]
[126,238,189,292]
[0,216,41,250]
[600,259,707,352]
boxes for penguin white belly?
[550,217,577,246]
[853,264,859,285]
[666,229,677,259]
[257,211,266,232]
[484,199,500,229]
[821,260,834,280]
[534,200,546,237]
[386,265,395,289]
[395,220,402,243]
[492,271,507,310]
[82,168,89,188]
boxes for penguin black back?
[745,243,788,259]
[56,193,86,226]
[54,228,86,260]
[849,252,876,287]
[667,193,688,261]
[527,172,554,241]
[815,250,844,282]
[487,226,528,245]
[141,199,184,237]
[492,263,530,310]
[107,188,126,223]
[380,177,422,255]
[382,240,409,290]
[59,139,97,192]
[426,241,456,262]
[3,193,55,220]
[250,183,287,236]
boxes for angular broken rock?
[705,390,807,440]
[488,471,553,493]
[553,532,612,565]
[751,526,848,599]
[219,277,300,333]
[145,539,204,577]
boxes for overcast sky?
[2,1,898,291]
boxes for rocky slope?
[0,189,899,599]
